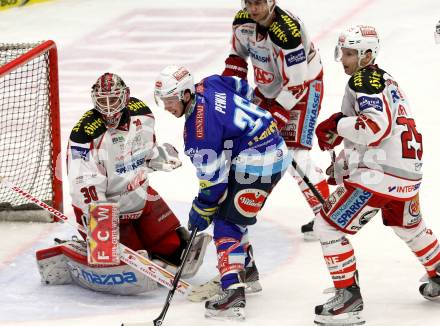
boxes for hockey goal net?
[0,40,62,222]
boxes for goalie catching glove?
[188,197,218,231]
[148,142,182,172]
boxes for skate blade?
[246,280,262,294]
[303,231,319,241]
[314,311,365,326]
[205,307,245,321]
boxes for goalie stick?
[0,177,192,296]
[122,227,199,326]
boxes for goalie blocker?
[36,203,212,295]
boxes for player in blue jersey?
[154,66,292,320]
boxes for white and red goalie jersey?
[226,7,322,109]
[337,65,423,200]
[67,97,161,218]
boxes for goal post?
[0,40,63,222]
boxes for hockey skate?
[205,283,246,321]
[187,262,262,302]
[314,283,365,326]
[419,264,440,301]
[301,218,318,241]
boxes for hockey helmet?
[91,72,130,128]
[335,25,380,63]
[154,65,195,105]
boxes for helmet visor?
[154,94,180,110]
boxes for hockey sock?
[392,221,440,277]
[213,219,247,290]
[315,214,357,288]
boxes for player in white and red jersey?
[222,0,329,239]
[36,73,211,295]
[313,26,440,325]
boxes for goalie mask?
[335,25,380,66]
[91,72,130,128]
[154,65,195,115]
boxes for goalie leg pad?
[181,232,212,278]
[36,238,158,295]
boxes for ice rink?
[1,0,440,325]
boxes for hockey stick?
[291,157,326,205]
[0,176,192,296]
[122,227,199,326]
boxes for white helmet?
[154,65,195,105]
[435,20,440,44]
[335,25,380,64]
[241,0,276,16]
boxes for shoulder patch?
[349,67,386,95]
[70,109,106,144]
[127,97,152,116]
[232,9,254,26]
[268,8,302,49]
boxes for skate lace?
[325,289,345,308]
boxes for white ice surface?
[1,0,440,325]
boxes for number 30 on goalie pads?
[86,203,120,266]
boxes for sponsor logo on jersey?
[388,183,421,193]
[80,270,138,286]
[254,66,274,84]
[329,189,372,228]
[249,48,270,63]
[357,96,383,112]
[390,90,400,103]
[234,189,268,218]
[354,114,381,134]
[300,81,321,147]
[133,118,142,130]
[214,92,227,114]
[115,152,146,175]
[128,100,147,112]
[285,49,306,66]
[195,104,205,139]
[112,135,124,144]
[71,146,90,161]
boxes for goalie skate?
[204,283,246,321]
[314,284,365,326]
[187,263,262,302]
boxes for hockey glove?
[188,197,218,231]
[315,112,345,150]
[326,161,349,185]
[148,143,182,172]
[253,88,290,130]
[222,55,248,80]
